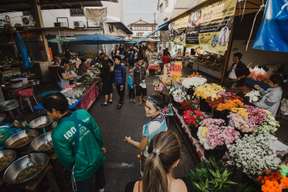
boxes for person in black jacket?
[101,55,114,106]
[228,52,249,80]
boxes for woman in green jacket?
[42,93,106,192]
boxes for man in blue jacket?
[114,55,126,109]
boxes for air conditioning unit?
[54,22,69,27]
[74,21,85,28]
[22,16,34,26]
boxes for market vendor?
[42,93,106,192]
[255,74,283,116]
[78,58,92,76]
[124,95,168,155]
[228,52,249,81]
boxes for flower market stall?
[154,66,288,191]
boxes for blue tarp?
[253,0,288,52]
[68,34,126,44]
[15,32,32,69]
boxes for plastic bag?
[253,0,288,52]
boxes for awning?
[0,0,117,13]
[157,21,170,31]
[68,34,126,44]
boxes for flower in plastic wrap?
[169,86,188,103]
[183,109,205,128]
[152,80,165,92]
[227,133,282,176]
[194,83,225,101]
[229,107,279,134]
[181,77,207,89]
[256,111,280,134]
[245,90,261,103]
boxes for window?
[70,8,84,16]
[159,3,163,13]
[164,0,169,8]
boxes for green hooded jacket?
[52,109,105,181]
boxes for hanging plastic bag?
[253,0,288,52]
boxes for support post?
[33,0,51,61]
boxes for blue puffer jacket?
[114,64,126,85]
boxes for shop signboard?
[170,15,189,45]
[186,0,237,55]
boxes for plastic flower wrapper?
[280,164,288,177]
[169,85,189,103]
[181,77,207,89]
[198,118,240,150]
[153,79,165,93]
[245,90,261,103]
[194,83,225,101]
[227,133,282,176]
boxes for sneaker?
[108,100,113,104]
[101,103,108,107]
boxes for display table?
[173,107,205,161]
[77,81,99,110]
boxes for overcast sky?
[122,0,157,25]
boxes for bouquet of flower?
[247,105,268,129]
[249,66,270,81]
[257,111,280,134]
[181,77,207,89]
[208,91,243,109]
[229,105,271,133]
[152,79,165,93]
[198,118,240,150]
[194,83,225,101]
[258,171,288,192]
[216,99,244,111]
[227,133,282,176]
[189,72,201,77]
[229,112,252,133]
[245,90,261,103]
[183,109,205,129]
[169,85,188,103]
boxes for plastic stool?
[16,88,38,112]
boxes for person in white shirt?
[255,74,283,117]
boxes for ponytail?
[143,152,168,192]
[142,131,181,192]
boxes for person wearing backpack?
[42,93,106,192]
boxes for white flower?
[182,77,207,89]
